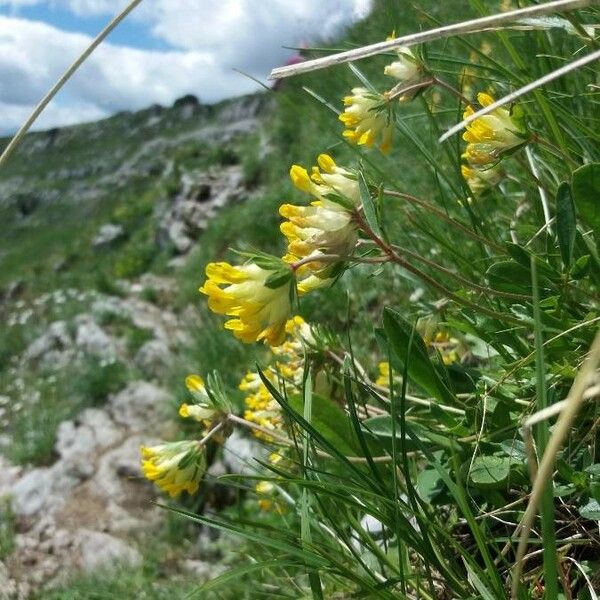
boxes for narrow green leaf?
[465,562,497,600]
[189,559,300,597]
[572,162,600,240]
[555,182,577,268]
[383,308,457,406]
[358,171,383,238]
[531,256,559,600]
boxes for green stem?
[432,76,475,109]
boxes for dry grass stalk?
[268,0,593,81]
[0,0,145,168]
[511,331,600,598]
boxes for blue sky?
[0,0,371,133]
[3,3,172,49]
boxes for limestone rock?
[109,381,169,433]
[10,465,79,518]
[24,320,72,362]
[181,559,225,580]
[74,529,142,572]
[134,339,171,378]
[55,408,123,463]
[92,224,125,249]
[74,315,116,359]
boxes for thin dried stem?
[511,332,600,598]
[269,0,592,80]
[383,189,504,252]
[0,0,144,167]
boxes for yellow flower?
[289,154,360,205]
[178,374,217,422]
[256,480,285,513]
[461,164,503,196]
[339,87,393,153]
[240,316,314,440]
[296,273,336,295]
[383,45,427,101]
[375,361,390,387]
[241,370,283,440]
[200,260,293,346]
[462,92,526,166]
[283,155,359,284]
[140,440,206,498]
[430,331,460,366]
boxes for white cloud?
[0,100,107,134]
[0,15,261,131]
[146,0,371,72]
[0,1,371,132]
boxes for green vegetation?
[2,0,599,598]
[157,1,600,598]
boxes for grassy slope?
[10,0,599,595]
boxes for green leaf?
[579,498,600,520]
[383,308,457,406]
[486,260,532,294]
[486,257,556,295]
[572,162,600,240]
[504,242,531,268]
[363,415,461,452]
[358,171,383,238]
[288,393,359,457]
[264,269,292,289]
[555,182,576,268]
[469,455,511,489]
[416,468,444,503]
[570,254,590,279]
[465,562,497,600]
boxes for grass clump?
[143,1,600,598]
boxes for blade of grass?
[511,332,600,597]
[301,370,324,600]
[0,0,144,167]
[529,257,559,599]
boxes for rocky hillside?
[0,91,274,597]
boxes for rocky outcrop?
[157,165,245,254]
[92,223,125,249]
[2,380,170,596]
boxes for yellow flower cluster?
[140,440,206,498]
[340,88,393,153]
[375,327,464,389]
[339,38,427,153]
[200,260,293,346]
[255,479,286,513]
[461,164,503,197]
[200,150,365,346]
[178,374,217,423]
[426,330,461,366]
[241,316,313,440]
[282,154,360,290]
[462,92,526,167]
[375,361,390,387]
[383,44,428,102]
